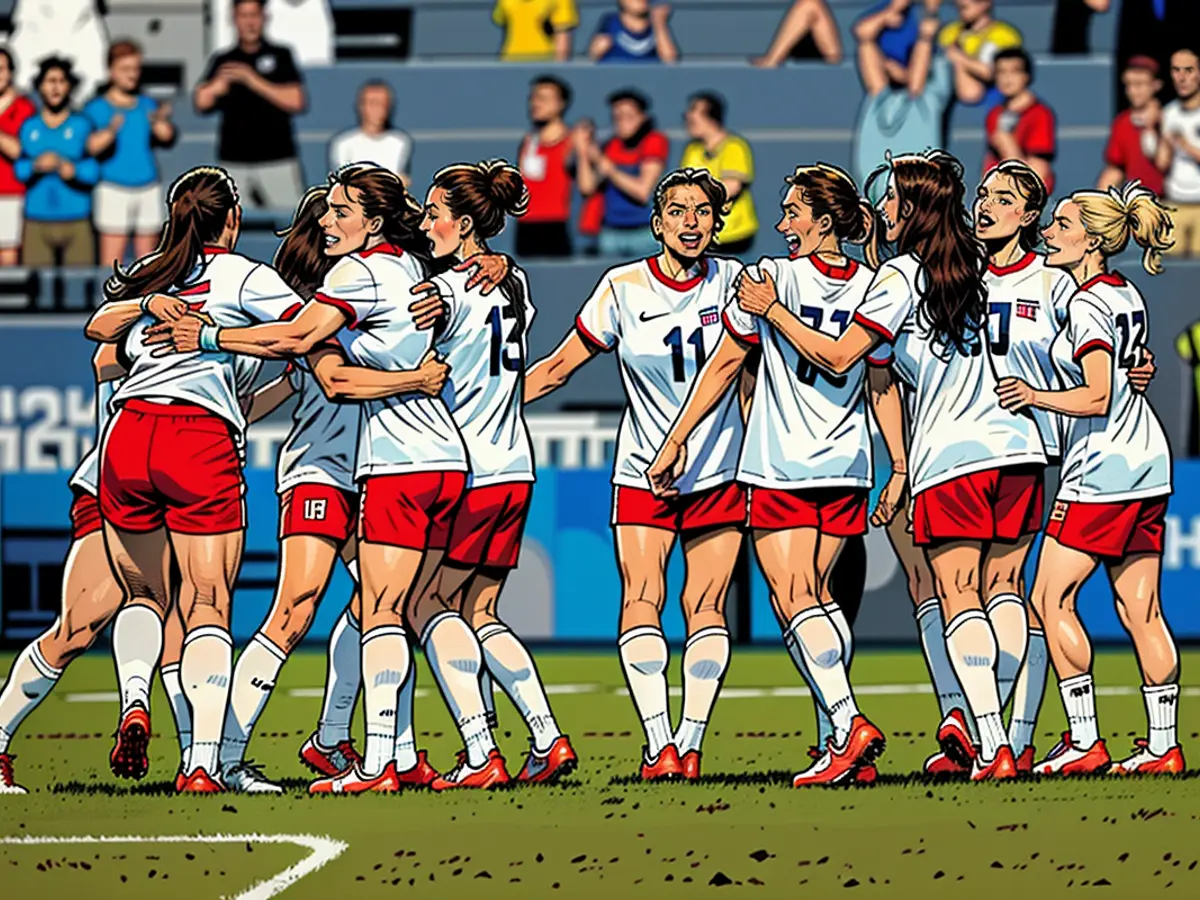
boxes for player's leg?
[982,534,1034,710]
[1007,601,1049,772]
[159,597,191,786]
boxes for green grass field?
[1,647,1198,898]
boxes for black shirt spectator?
[203,39,300,164]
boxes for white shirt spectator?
[1161,99,1200,203]
[212,0,335,67]
[328,128,413,177]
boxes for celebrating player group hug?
[0,145,1186,796]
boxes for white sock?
[480,667,497,726]
[393,650,418,772]
[1008,628,1047,751]
[1143,683,1179,755]
[220,633,287,770]
[986,593,1028,709]
[318,607,361,749]
[783,629,834,747]
[618,625,673,759]
[945,609,1007,761]
[159,663,192,763]
[478,622,560,753]
[1059,673,1098,749]
[0,640,62,753]
[112,605,163,714]
[675,626,730,755]
[180,626,233,776]
[422,612,495,768]
[825,603,854,668]
[786,607,858,745]
[361,625,407,776]
[916,599,971,734]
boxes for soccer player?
[648,163,886,786]
[997,183,1183,776]
[525,168,744,782]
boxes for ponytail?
[1073,181,1175,275]
[431,158,529,241]
[782,162,876,262]
[274,186,336,300]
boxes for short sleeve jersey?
[434,266,536,488]
[1051,273,1172,502]
[853,252,1046,495]
[277,363,360,494]
[575,255,743,494]
[724,254,875,489]
[314,243,467,479]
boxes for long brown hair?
[274,186,336,300]
[785,163,874,247]
[105,166,238,301]
[868,150,988,357]
[328,163,428,257]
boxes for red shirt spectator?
[1104,110,1165,195]
[0,94,36,195]
[1099,56,1164,195]
[984,48,1056,193]
[517,75,575,258]
[0,47,36,265]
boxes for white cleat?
[222,762,284,794]
[0,754,27,794]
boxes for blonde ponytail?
[1072,181,1175,275]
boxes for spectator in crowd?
[852,0,952,191]
[680,92,757,255]
[328,80,412,185]
[575,89,668,257]
[194,0,307,211]
[939,0,1022,106]
[1115,0,1196,113]
[1176,318,1200,458]
[14,57,98,267]
[590,2,678,64]
[213,0,335,67]
[0,48,36,267]
[84,41,176,269]
[1157,47,1200,257]
[983,48,1056,192]
[493,0,578,62]
[1098,56,1164,194]
[752,0,843,67]
[8,0,108,102]
[516,75,575,258]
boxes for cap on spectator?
[1125,55,1160,76]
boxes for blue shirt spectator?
[15,112,98,221]
[860,0,921,67]
[589,2,678,63]
[83,94,160,188]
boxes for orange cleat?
[971,746,1018,781]
[309,762,402,794]
[679,750,701,781]
[1015,746,1035,775]
[0,753,26,794]
[924,750,970,776]
[639,744,683,782]
[395,751,439,788]
[936,709,977,770]
[298,733,363,777]
[1035,733,1111,776]
[793,716,886,787]
[517,736,578,784]
[1110,740,1186,776]
[177,767,223,794]
[110,705,151,780]
[431,748,510,791]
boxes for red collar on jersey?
[203,245,229,255]
[1079,271,1127,292]
[647,254,708,291]
[808,254,858,280]
[987,251,1035,276]
[359,241,405,258]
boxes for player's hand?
[455,253,510,295]
[1128,348,1156,394]
[414,349,451,396]
[408,281,447,330]
[996,376,1036,412]
[146,292,189,322]
[646,437,687,499]
[871,471,908,527]
[144,313,204,356]
[737,267,778,318]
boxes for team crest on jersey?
[1050,500,1068,522]
[698,306,719,326]
[1016,301,1038,321]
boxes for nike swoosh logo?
[638,311,670,322]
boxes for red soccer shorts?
[912,465,1044,546]
[279,483,358,543]
[100,400,245,535]
[747,486,869,536]
[359,471,466,550]
[70,490,103,541]
[1045,497,1168,559]
[611,482,746,534]
[446,482,533,570]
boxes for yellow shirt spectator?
[493,0,579,62]
[681,135,758,246]
[938,18,1022,65]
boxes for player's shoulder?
[880,252,921,282]
[705,254,745,282]
[598,258,652,290]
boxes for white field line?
[0,833,348,900]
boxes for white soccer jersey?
[315,243,467,479]
[112,248,303,441]
[69,377,120,497]
[435,266,536,488]
[984,252,1074,458]
[854,253,1047,495]
[1051,273,1172,502]
[277,364,359,494]
[724,254,875,489]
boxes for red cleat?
[923,750,970,776]
[640,744,683,782]
[310,762,401,794]
[1110,740,1186,776]
[395,751,439,788]
[680,750,701,781]
[517,736,578,784]
[936,709,977,770]
[174,770,186,793]
[793,716,886,786]
[971,746,1018,782]
[431,749,510,791]
[1015,746,1035,775]
[298,733,363,776]
[177,767,223,794]
[0,753,27,794]
[1035,733,1111,776]
[110,705,151,780]
[855,765,878,784]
